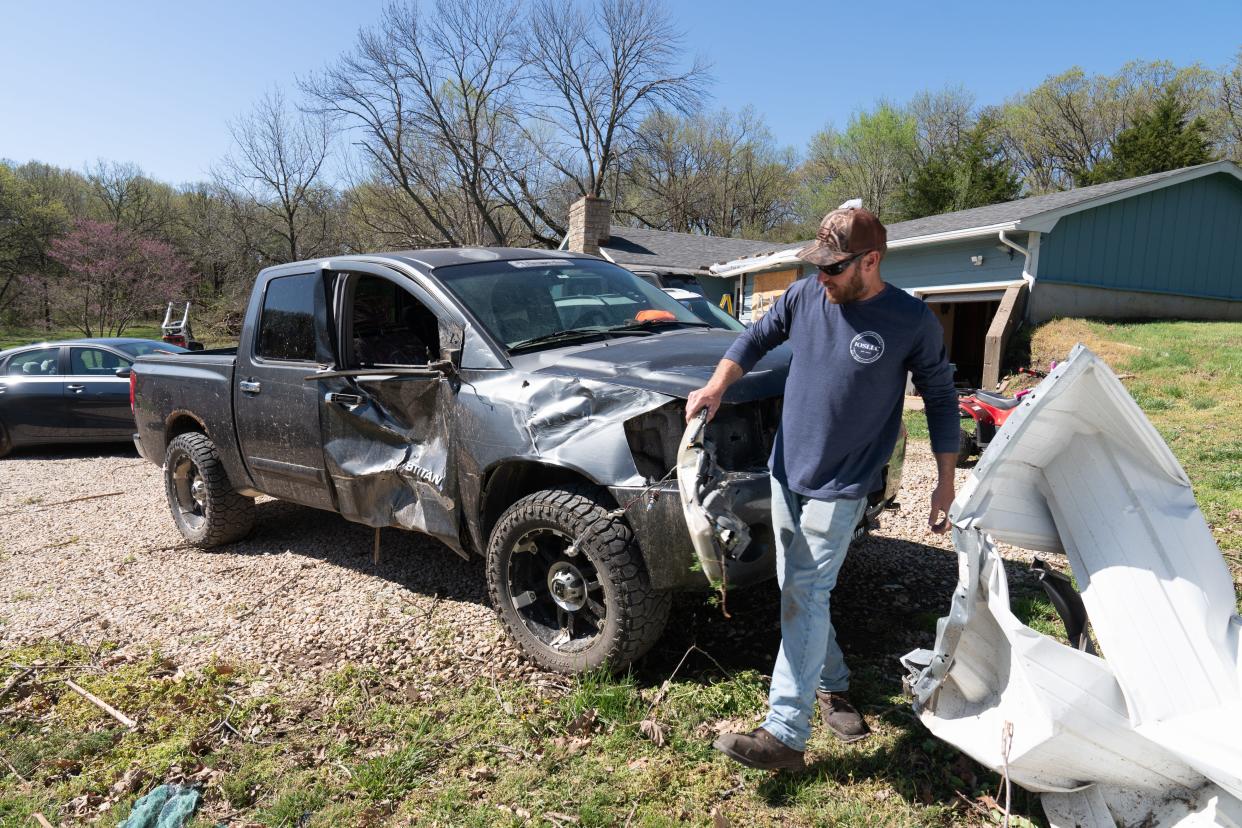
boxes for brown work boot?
[712,727,805,770]
[817,690,870,743]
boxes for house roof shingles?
[601,225,778,272]
[884,164,1203,242]
[599,162,1240,273]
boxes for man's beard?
[825,269,866,303]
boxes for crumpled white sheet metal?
[676,412,751,584]
[902,344,1242,827]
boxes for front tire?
[164,432,255,547]
[487,486,671,674]
[0,420,11,459]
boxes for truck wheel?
[487,486,671,674]
[0,420,11,459]
[164,432,255,547]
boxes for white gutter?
[888,222,1019,250]
[907,278,1026,298]
[708,247,802,278]
[709,222,1023,279]
[997,229,1036,287]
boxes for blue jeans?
[761,476,867,751]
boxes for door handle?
[325,392,363,407]
[239,380,262,394]
[67,384,85,392]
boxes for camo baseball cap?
[796,205,887,266]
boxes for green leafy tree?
[1078,91,1215,184]
[0,163,71,321]
[898,112,1021,219]
[798,103,918,225]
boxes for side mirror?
[115,367,133,378]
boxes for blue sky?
[3,0,1239,184]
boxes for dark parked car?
[0,338,186,457]
[132,250,903,673]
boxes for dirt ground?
[0,439,1038,689]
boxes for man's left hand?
[928,479,955,534]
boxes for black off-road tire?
[163,432,255,547]
[487,486,671,674]
[0,420,11,459]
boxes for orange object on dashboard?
[635,309,676,322]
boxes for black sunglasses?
[818,252,866,277]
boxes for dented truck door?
[313,266,464,551]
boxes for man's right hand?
[685,384,724,423]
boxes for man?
[686,204,960,770]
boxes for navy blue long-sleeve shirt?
[724,277,959,500]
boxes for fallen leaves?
[638,718,667,746]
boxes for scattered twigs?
[643,643,728,722]
[32,813,53,828]
[231,575,300,623]
[0,490,125,517]
[49,612,100,640]
[0,667,33,704]
[217,695,246,741]
[64,679,137,729]
[997,720,1014,828]
[1,754,27,783]
[491,664,513,715]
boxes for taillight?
[129,371,137,411]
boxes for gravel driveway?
[0,441,1035,686]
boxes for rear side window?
[257,274,318,361]
[70,347,128,375]
[5,347,59,376]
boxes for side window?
[257,274,318,362]
[70,348,128,376]
[5,347,59,376]
[349,275,441,367]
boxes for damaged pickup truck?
[132,249,904,673]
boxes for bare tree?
[87,160,177,236]
[526,0,709,199]
[1217,50,1242,162]
[215,90,336,263]
[305,0,537,247]
[618,107,795,238]
[909,86,975,162]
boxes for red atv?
[957,367,1047,466]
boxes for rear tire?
[0,420,11,459]
[956,425,977,467]
[487,486,671,674]
[164,432,254,547]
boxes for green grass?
[0,641,1042,827]
[0,323,165,350]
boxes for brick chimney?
[566,196,611,256]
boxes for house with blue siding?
[706,160,1242,388]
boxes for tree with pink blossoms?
[45,219,195,337]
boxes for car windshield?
[435,258,707,350]
[114,340,188,358]
[678,296,745,331]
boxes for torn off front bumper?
[902,345,1242,827]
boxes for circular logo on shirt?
[849,331,885,364]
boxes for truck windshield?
[435,258,707,350]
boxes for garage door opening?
[924,292,1003,389]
